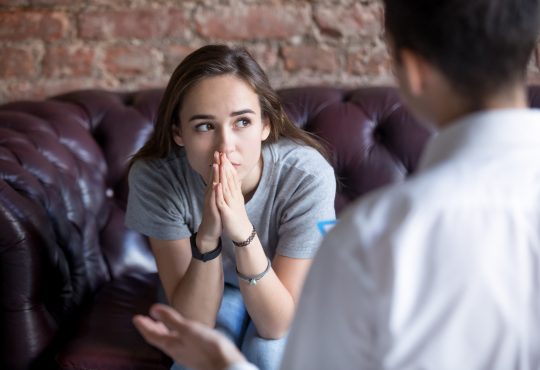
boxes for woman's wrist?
[195,233,221,253]
[233,226,257,247]
[191,233,222,262]
[229,219,254,244]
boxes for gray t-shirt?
[125,138,336,286]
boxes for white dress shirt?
[280,109,540,370]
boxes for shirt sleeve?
[276,158,336,259]
[279,217,378,369]
[125,159,191,241]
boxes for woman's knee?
[241,323,288,370]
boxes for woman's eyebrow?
[230,109,255,116]
[188,109,255,122]
[189,114,214,122]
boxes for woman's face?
[174,74,271,187]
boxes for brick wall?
[1,0,539,104]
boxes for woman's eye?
[235,118,251,128]
[195,123,213,132]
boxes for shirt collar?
[417,108,540,172]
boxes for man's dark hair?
[384,0,540,104]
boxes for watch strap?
[190,233,222,262]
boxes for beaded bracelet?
[236,257,271,286]
[233,226,257,247]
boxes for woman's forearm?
[170,255,224,328]
[235,238,296,339]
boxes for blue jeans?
[171,284,288,370]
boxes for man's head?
[384,0,540,118]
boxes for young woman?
[126,45,336,370]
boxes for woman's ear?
[172,125,184,146]
[261,117,271,141]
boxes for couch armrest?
[0,104,112,368]
[1,180,61,369]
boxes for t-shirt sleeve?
[125,159,191,241]
[276,158,336,259]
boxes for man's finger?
[150,304,214,341]
[133,315,171,347]
[149,304,191,333]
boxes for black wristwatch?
[190,233,222,262]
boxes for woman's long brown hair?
[129,44,327,167]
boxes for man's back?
[281,108,540,370]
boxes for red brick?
[104,45,157,77]
[86,0,130,7]
[527,47,540,83]
[137,76,170,90]
[527,72,540,85]
[4,78,103,102]
[347,46,391,76]
[78,8,189,40]
[0,46,37,78]
[30,0,74,4]
[0,10,70,41]
[281,45,338,73]
[0,0,28,5]
[195,5,310,40]
[166,9,190,39]
[315,3,383,38]
[245,45,279,70]
[42,44,95,78]
[163,45,196,74]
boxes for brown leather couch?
[1,86,538,369]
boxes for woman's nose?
[216,129,234,153]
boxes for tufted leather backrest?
[279,87,433,212]
[1,86,540,369]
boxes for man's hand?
[133,304,247,370]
